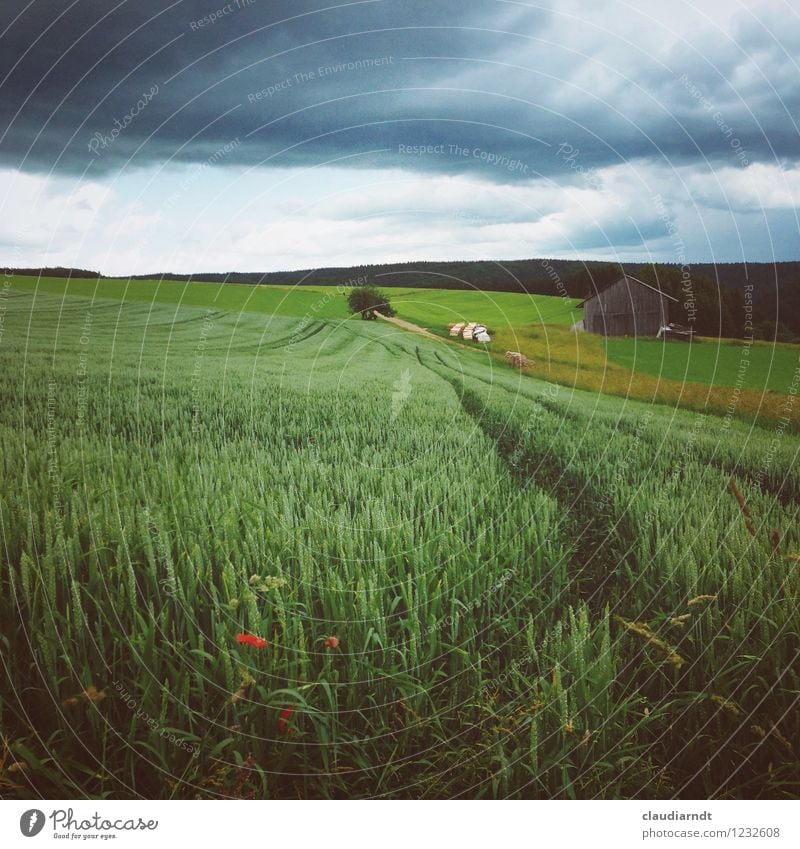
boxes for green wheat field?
[1,280,799,799]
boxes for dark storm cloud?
[0,0,797,181]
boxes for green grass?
[7,276,580,332]
[605,336,800,395]
[1,286,798,800]
[8,275,353,320]
[387,287,581,331]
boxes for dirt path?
[376,313,496,356]
[374,312,448,343]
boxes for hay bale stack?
[505,351,530,369]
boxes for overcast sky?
[0,0,798,275]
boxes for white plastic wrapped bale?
[473,325,490,342]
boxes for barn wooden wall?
[583,278,670,336]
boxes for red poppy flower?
[278,705,296,735]
[236,633,268,649]
[323,635,340,650]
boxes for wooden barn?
[579,275,678,337]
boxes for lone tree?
[346,285,395,320]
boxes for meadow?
[0,279,798,799]
[605,336,800,395]
[384,286,581,329]
[485,323,799,428]
[8,275,580,329]
[7,274,351,320]
[12,275,799,427]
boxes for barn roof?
[578,274,679,307]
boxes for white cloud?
[0,170,113,257]
[1,150,797,275]
[683,161,800,210]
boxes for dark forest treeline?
[2,266,101,279]
[125,258,799,296]
[5,260,799,340]
[616,264,800,342]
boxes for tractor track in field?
[375,312,445,342]
[416,347,632,612]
